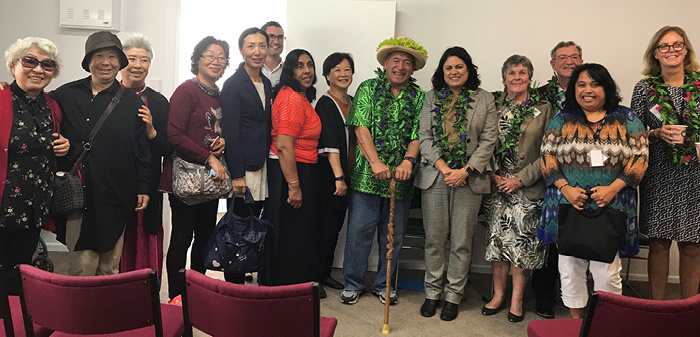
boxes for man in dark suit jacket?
[533,40,583,319]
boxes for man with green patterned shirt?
[340,37,427,305]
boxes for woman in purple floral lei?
[415,46,498,321]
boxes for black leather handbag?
[557,204,626,263]
[203,189,272,273]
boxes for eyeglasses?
[555,54,581,61]
[201,54,227,64]
[657,42,685,53]
[268,34,286,42]
[20,56,57,72]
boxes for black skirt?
[260,158,320,285]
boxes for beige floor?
[47,251,674,337]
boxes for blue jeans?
[342,189,410,293]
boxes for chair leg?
[623,257,643,298]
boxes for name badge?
[650,104,662,120]
[589,149,606,167]
[533,108,542,118]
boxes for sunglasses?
[20,56,57,72]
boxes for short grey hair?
[122,33,154,60]
[5,37,61,78]
[550,41,582,60]
[501,54,533,83]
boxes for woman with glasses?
[260,49,322,286]
[1,37,69,294]
[220,27,271,284]
[631,26,700,300]
[161,36,229,300]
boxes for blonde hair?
[642,26,700,75]
[5,37,61,78]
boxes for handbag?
[50,87,124,215]
[203,188,273,273]
[171,152,232,205]
[557,203,626,263]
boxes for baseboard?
[46,241,69,252]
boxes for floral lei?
[373,68,421,168]
[492,87,542,164]
[646,71,700,167]
[430,87,475,169]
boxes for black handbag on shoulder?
[203,188,273,273]
[557,203,626,263]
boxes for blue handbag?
[203,189,272,273]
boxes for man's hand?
[371,161,391,180]
[395,160,413,181]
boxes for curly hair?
[190,36,229,75]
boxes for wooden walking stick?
[382,172,397,335]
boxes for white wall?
[3,0,697,282]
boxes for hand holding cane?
[382,171,397,334]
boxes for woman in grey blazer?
[415,47,498,321]
[481,55,553,322]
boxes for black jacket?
[141,87,171,235]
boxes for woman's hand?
[444,168,468,187]
[52,133,70,157]
[232,177,246,194]
[138,105,157,140]
[287,183,302,208]
[590,179,626,208]
[497,177,523,194]
[210,137,225,156]
[135,194,150,211]
[208,156,226,182]
[561,185,589,211]
[653,125,685,145]
[334,179,348,196]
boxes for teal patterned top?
[346,76,424,200]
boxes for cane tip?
[382,324,390,334]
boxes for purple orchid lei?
[431,87,475,169]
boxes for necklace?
[646,71,700,167]
[493,87,542,164]
[431,87,474,169]
[372,68,421,169]
[543,74,564,109]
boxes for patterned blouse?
[1,83,55,229]
[538,106,648,257]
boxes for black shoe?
[534,302,555,319]
[319,284,327,299]
[481,302,504,316]
[440,302,459,321]
[508,311,524,323]
[321,277,344,290]
[420,299,441,317]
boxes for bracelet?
[334,175,345,181]
[287,180,299,185]
[558,183,570,191]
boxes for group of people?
[1,23,698,328]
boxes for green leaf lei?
[492,87,542,164]
[646,71,700,167]
[430,87,475,169]
[373,68,421,168]
[543,74,564,109]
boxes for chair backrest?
[18,265,164,337]
[0,264,15,337]
[581,291,700,336]
[181,269,321,337]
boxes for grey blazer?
[415,88,498,194]
[492,95,554,200]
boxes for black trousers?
[531,243,560,305]
[0,227,41,295]
[223,197,265,284]
[317,208,346,280]
[165,195,218,299]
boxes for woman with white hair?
[0,37,69,293]
[118,34,171,279]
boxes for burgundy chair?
[528,290,700,337]
[180,269,338,337]
[0,265,51,337]
[18,265,184,337]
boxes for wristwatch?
[465,166,474,175]
[403,156,417,165]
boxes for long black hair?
[564,63,621,112]
[273,49,317,102]
[431,46,480,91]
